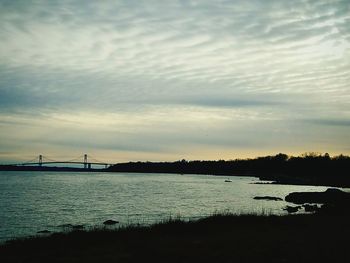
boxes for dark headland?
[107,153,350,187]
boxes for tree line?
[107,153,350,187]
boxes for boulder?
[254,196,283,201]
[302,204,319,212]
[37,230,51,234]
[103,220,119,225]
[284,205,301,213]
[285,188,350,204]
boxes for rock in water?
[103,220,119,225]
[37,230,51,234]
[285,188,350,215]
[254,196,283,201]
[285,188,350,204]
[284,206,301,213]
[303,204,319,212]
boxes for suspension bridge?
[12,154,113,169]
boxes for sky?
[0,0,349,163]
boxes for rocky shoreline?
[255,188,350,215]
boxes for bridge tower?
[39,155,43,167]
[84,154,88,169]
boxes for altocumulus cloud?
[0,0,349,162]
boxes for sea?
[0,171,333,242]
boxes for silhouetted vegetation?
[1,213,349,263]
[108,153,350,187]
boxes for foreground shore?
[1,213,349,263]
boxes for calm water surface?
[0,171,332,242]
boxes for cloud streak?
[0,0,349,161]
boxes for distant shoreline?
[1,153,350,187]
[0,165,105,172]
[1,166,349,188]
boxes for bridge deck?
[18,161,112,166]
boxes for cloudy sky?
[0,0,349,163]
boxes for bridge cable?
[88,155,108,164]
[64,155,84,163]
[41,156,58,162]
[20,157,39,164]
